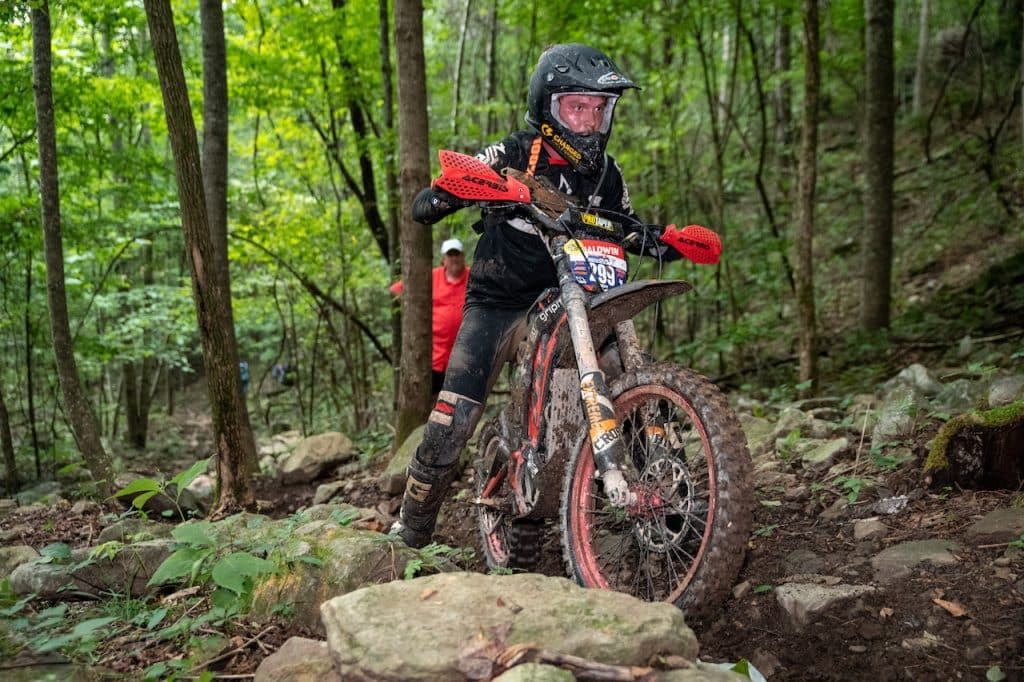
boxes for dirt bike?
[433,150,753,617]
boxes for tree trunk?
[124,361,144,448]
[484,0,499,138]
[912,0,929,115]
[861,0,896,331]
[451,0,472,138]
[393,0,434,446]
[795,0,820,393]
[0,386,20,493]
[774,6,793,150]
[24,252,41,477]
[145,0,257,515]
[379,0,403,406]
[200,0,230,279]
[31,2,115,497]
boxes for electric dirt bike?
[433,150,753,617]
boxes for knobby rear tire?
[475,421,543,572]
[559,363,753,618]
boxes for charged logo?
[540,124,582,164]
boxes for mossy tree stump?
[924,400,1024,489]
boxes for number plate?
[564,240,628,292]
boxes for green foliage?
[148,520,274,604]
[39,542,72,564]
[834,475,865,503]
[777,429,801,461]
[403,542,476,580]
[112,457,211,520]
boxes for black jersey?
[466,132,636,309]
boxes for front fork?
[551,236,637,507]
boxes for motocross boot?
[393,391,483,548]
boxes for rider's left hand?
[658,224,721,265]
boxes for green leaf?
[330,507,360,526]
[171,521,216,547]
[211,552,276,594]
[113,478,162,497]
[131,490,160,510]
[145,607,168,630]
[730,659,751,676]
[148,547,209,586]
[403,558,423,580]
[987,666,1006,681]
[71,616,118,638]
[170,457,210,491]
[40,543,72,563]
[0,594,34,617]
[34,633,76,653]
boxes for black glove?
[431,188,473,211]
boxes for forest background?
[0,0,1021,505]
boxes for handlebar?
[432,150,721,265]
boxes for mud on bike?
[433,150,753,617]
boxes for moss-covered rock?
[925,400,1024,489]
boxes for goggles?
[550,92,619,135]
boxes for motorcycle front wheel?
[559,363,753,617]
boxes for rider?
[394,43,678,548]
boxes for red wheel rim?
[567,384,716,603]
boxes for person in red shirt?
[389,238,470,394]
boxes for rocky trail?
[1,361,1022,681]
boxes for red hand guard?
[659,224,722,265]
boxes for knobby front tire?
[559,363,753,618]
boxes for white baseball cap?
[440,238,463,255]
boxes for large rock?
[8,540,174,598]
[251,526,417,634]
[320,572,698,681]
[280,432,355,484]
[0,545,39,577]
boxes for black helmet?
[525,43,638,176]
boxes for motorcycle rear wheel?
[559,363,752,617]
[475,421,543,571]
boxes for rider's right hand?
[412,187,473,225]
[432,188,474,211]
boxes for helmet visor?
[550,92,619,135]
